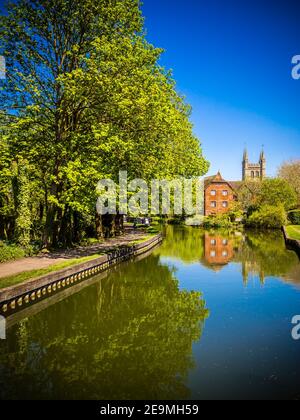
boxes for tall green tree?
[278,160,300,206]
[0,0,208,247]
[258,178,297,211]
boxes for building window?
[210,251,216,258]
[211,190,216,196]
[251,171,255,178]
[222,239,228,246]
[256,171,260,178]
[211,239,217,246]
[222,251,228,257]
[222,190,228,196]
[222,202,228,208]
[211,201,217,208]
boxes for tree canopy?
[278,160,300,206]
[0,0,209,248]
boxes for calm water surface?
[0,226,300,400]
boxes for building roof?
[204,172,241,191]
[228,181,243,191]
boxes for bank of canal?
[0,226,299,400]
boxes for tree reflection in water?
[0,255,209,400]
[159,226,299,284]
[0,226,299,400]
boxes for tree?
[0,0,209,247]
[0,254,209,400]
[278,160,300,206]
[257,178,297,211]
[246,204,287,229]
[15,161,32,247]
[236,180,263,212]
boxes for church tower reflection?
[241,261,266,285]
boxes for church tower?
[242,149,248,181]
[259,149,266,179]
[242,149,266,181]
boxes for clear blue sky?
[142,0,300,180]
[1,0,299,180]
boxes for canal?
[0,226,300,400]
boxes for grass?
[0,253,104,290]
[128,234,156,246]
[286,225,300,241]
[0,233,159,290]
[0,242,26,263]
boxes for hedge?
[246,205,287,229]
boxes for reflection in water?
[0,226,299,400]
[159,226,299,285]
[236,230,300,285]
[202,232,235,271]
[0,255,208,400]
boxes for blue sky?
[142,0,300,180]
[1,0,299,180]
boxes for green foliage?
[278,160,300,206]
[236,180,263,211]
[146,226,160,234]
[15,162,32,247]
[246,204,260,218]
[0,253,208,400]
[288,210,300,225]
[234,229,298,280]
[185,215,205,226]
[246,205,287,229]
[258,178,297,211]
[203,214,232,229]
[157,225,205,263]
[0,241,25,263]
[227,206,244,223]
[0,0,209,247]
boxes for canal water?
[0,226,300,400]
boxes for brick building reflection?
[202,232,234,271]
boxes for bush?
[258,178,297,211]
[203,214,232,229]
[288,210,300,225]
[247,204,260,218]
[246,205,287,229]
[151,216,163,226]
[79,237,102,247]
[167,216,185,225]
[0,242,26,263]
[147,227,160,234]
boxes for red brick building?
[204,172,238,216]
[204,151,266,216]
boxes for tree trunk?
[72,211,81,244]
[95,213,104,240]
[115,213,124,236]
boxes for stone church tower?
[242,149,266,181]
